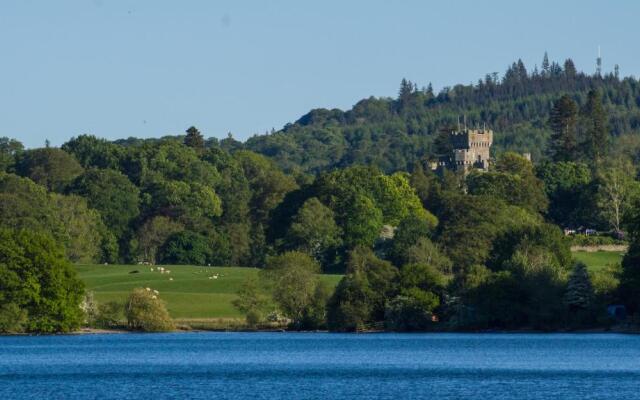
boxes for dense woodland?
[3,55,640,333]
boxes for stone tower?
[432,128,493,173]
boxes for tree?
[14,148,83,192]
[261,251,327,329]
[542,52,550,75]
[327,247,398,331]
[536,161,592,228]
[285,197,342,267]
[69,168,140,237]
[159,231,212,265]
[596,159,640,235]
[467,153,548,214]
[564,262,594,312]
[50,194,105,263]
[62,134,123,170]
[232,275,270,327]
[549,95,578,162]
[339,193,383,248]
[582,90,608,164]
[125,288,174,332]
[563,59,577,78]
[136,216,184,264]
[405,237,453,275]
[0,229,85,333]
[385,262,446,331]
[388,214,437,266]
[184,126,205,152]
[620,240,640,314]
[0,137,23,172]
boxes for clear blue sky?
[1,0,638,148]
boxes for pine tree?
[397,78,415,112]
[184,126,205,151]
[549,95,578,161]
[582,90,608,164]
[563,59,577,78]
[564,262,594,311]
[542,52,550,76]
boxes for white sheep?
[169,277,174,281]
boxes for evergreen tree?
[549,95,578,161]
[582,90,608,165]
[184,126,205,151]
[542,52,550,76]
[564,262,594,311]
[563,59,577,78]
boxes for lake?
[0,333,639,399]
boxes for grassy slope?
[572,251,624,272]
[76,264,342,319]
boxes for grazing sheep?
[169,278,173,281]
[153,290,159,295]
[145,287,151,291]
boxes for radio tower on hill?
[596,46,602,76]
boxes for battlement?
[449,128,493,150]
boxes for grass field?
[77,251,622,320]
[572,250,624,272]
[76,264,343,319]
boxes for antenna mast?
[596,45,602,76]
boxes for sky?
[1,0,639,148]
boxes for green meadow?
[76,264,342,320]
[572,250,624,272]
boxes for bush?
[125,288,175,332]
[95,301,124,329]
[569,234,626,247]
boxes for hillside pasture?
[76,264,342,319]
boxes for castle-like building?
[432,128,493,173]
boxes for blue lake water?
[1,332,639,399]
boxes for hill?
[243,55,640,173]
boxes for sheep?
[169,277,174,281]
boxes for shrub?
[95,301,124,329]
[125,288,175,332]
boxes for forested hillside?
[4,54,640,333]
[244,54,640,173]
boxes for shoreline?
[9,325,637,336]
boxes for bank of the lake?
[1,333,639,400]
